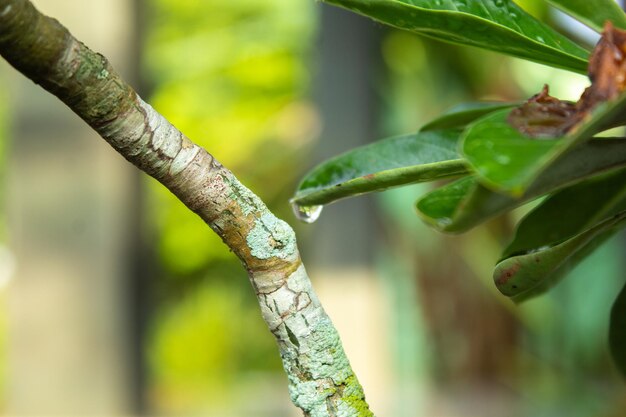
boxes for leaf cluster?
[292,0,626,377]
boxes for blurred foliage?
[141,0,626,413]
[0,77,7,410]
[515,0,548,19]
[0,83,6,240]
[376,11,626,413]
[147,277,283,412]
[143,0,316,413]
[144,0,318,276]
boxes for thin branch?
[0,0,374,415]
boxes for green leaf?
[610,279,626,378]
[494,169,626,301]
[545,0,626,33]
[494,209,626,302]
[292,129,468,206]
[323,0,590,73]
[462,94,626,195]
[416,138,626,232]
[502,169,626,259]
[420,102,519,132]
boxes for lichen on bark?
[260,265,373,417]
[0,0,374,415]
[247,214,297,260]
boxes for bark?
[0,0,374,415]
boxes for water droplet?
[535,36,545,43]
[494,0,504,6]
[522,245,552,255]
[496,155,511,164]
[291,202,323,224]
[436,217,452,228]
[434,0,442,5]
[509,12,518,19]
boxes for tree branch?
[0,0,374,415]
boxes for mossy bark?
[0,0,374,415]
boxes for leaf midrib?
[366,0,590,58]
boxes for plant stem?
[0,0,374,415]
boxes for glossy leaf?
[462,94,626,195]
[502,169,626,259]
[420,102,518,132]
[323,0,589,73]
[610,280,626,378]
[495,210,626,302]
[545,0,626,33]
[416,138,626,233]
[494,169,626,301]
[292,129,468,206]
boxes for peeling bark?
[0,0,374,415]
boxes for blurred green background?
[0,0,625,416]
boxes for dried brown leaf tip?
[584,21,626,105]
[509,22,626,138]
[507,84,576,138]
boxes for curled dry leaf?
[584,22,626,106]
[509,22,626,138]
[507,85,577,137]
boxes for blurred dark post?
[308,4,381,267]
[125,0,153,413]
[304,3,393,409]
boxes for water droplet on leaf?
[525,245,552,254]
[291,202,323,224]
[436,217,452,228]
[496,155,511,164]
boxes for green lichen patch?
[284,317,373,416]
[339,375,374,417]
[97,68,109,79]
[300,318,352,382]
[224,175,266,216]
[247,213,296,260]
[289,378,333,415]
